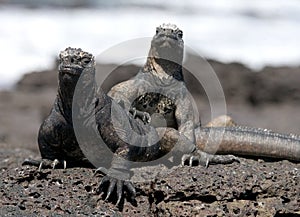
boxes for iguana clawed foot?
[181,150,240,167]
[130,107,151,124]
[94,167,136,206]
[22,158,67,170]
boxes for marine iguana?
[108,23,202,164]
[108,23,300,162]
[22,47,155,203]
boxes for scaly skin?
[196,126,300,161]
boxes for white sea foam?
[1,0,300,89]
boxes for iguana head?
[57,47,96,104]
[143,24,184,80]
[58,47,95,77]
[149,23,184,63]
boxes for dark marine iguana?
[108,23,300,162]
[22,48,154,203]
[23,47,238,206]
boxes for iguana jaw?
[59,65,83,76]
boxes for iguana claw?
[181,150,240,167]
[130,107,151,124]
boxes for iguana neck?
[143,57,184,81]
[57,75,78,123]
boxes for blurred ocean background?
[1,0,300,89]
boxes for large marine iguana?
[108,23,300,162]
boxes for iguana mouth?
[59,65,83,75]
[155,36,179,48]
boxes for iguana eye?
[58,55,63,63]
[156,27,160,34]
[177,31,183,39]
[82,57,91,64]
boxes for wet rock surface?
[0,148,299,216]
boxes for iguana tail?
[195,126,300,162]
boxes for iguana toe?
[124,180,136,202]
[105,177,117,201]
[22,158,41,167]
[181,150,240,167]
[22,158,68,170]
[210,154,240,164]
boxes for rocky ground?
[0,56,300,216]
[1,148,299,216]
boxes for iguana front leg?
[95,157,136,206]
[109,79,153,125]
[174,94,197,152]
[108,79,140,112]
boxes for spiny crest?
[59,47,94,63]
[158,23,180,31]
